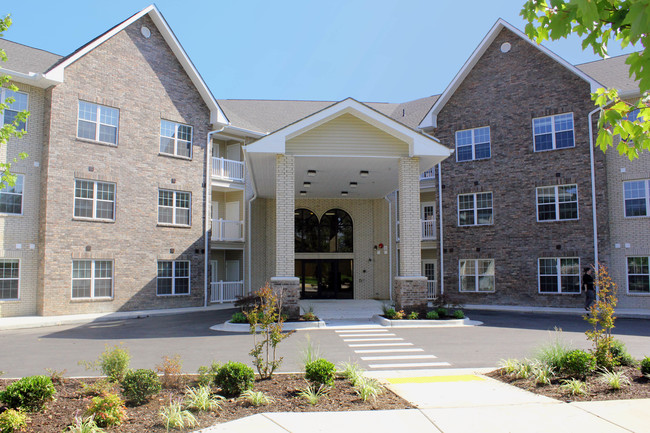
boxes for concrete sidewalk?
[196,368,649,433]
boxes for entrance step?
[299,299,386,320]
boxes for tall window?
[623,180,649,217]
[157,260,190,295]
[74,180,115,220]
[536,184,578,221]
[459,259,495,292]
[72,260,113,298]
[77,101,119,145]
[294,208,353,253]
[533,113,574,151]
[458,192,493,226]
[0,259,19,300]
[158,190,191,226]
[538,257,580,293]
[160,120,193,158]
[627,257,649,294]
[1,88,28,130]
[0,174,23,214]
[456,126,490,162]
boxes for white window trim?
[457,192,493,227]
[158,189,192,226]
[536,184,579,222]
[76,101,120,145]
[455,126,491,162]
[532,112,575,152]
[160,120,193,159]
[1,88,29,130]
[71,259,114,299]
[537,257,580,294]
[157,260,191,296]
[458,259,495,293]
[73,179,116,221]
[0,173,24,216]
[0,258,20,301]
[626,256,650,295]
[623,179,650,218]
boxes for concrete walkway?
[196,368,650,433]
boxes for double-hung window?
[160,120,192,158]
[538,257,580,293]
[0,174,24,214]
[627,257,649,294]
[536,184,578,221]
[157,260,190,295]
[158,189,191,225]
[458,192,493,226]
[77,101,119,145]
[0,259,19,300]
[623,179,649,217]
[456,126,490,162]
[1,88,28,130]
[74,180,115,220]
[72,260,113,299]
[459,259,495,292]
[533,113,574,151]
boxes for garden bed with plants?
[380,305,467,321]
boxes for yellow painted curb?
[386,375,485,384]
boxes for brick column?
[395,157,427,312]
[272,154,300,319]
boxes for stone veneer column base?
[394,276,428,313]
[270,277,301,320]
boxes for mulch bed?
[487,366,650,402]
[0,375,413,432]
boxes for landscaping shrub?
[156,355,184,389]
[159,401,197,431]
[84,392,126,427]
[184,385,224,412]
[535,332,572,373]
[230,312,248,323]
[610,339,636,366]
[98,344,131,382]
[305,358,336,387]
[563,350,596,378]
[452,310,465,319]
[435,307,448,317]
[640,356,650,376]
[121,369,161,405]
[65,414,104,433]
[425,311,439,320]
[214,362,254,397]
[0,408,29,433]
[407,311,419,320]
[197,362,221,386]
[0,375,57,411]
[383,307,397,319]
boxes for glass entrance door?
[296,259,353,299]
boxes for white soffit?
[418,18,603,129]
[43,4,228,126]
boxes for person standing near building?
[583,267,596,310]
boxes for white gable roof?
[44,5,228,126]
[418,19,602,129]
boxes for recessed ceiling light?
[307,170,316,177]
[303,182,311,188]
[360,170,369,177]
[300,191,307,196]
[341,191,348,196]
[350,182,358,188]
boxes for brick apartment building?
[0,5,646,317]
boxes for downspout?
[384,196,393,301]
[588,107,601,275]
[204,126,226,307]
[437,162,444,296]
[243,148,258,294]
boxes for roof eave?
[0,67,62,88]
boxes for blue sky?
[2,0,639,103]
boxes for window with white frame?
[72,260,113,298]
[533,113,574,151]
[160,120,193,158]
[0,174,24,214]
[538,257,580,293]
[623,180,649,217]
[536,184,578,221]
[158,189,191,225]
[459,259,495,292]
[456,126,490,162]
[157,260,190,295]
[0,259,19,300]
[77,101,119,145]
[1,88,28,130]
[74,180,115,220]
[458,192,493,226]
[627,257,649,294]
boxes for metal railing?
[210,280,243,303]
[427,280,438,300]
[212,157,244,182]
[211,219,244,241]
[421,219,436,240]
[420,167,435,180]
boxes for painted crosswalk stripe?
[360,354,437,361]
[339,333,396,337]
[336,329,388,333]
[348,342,413,347]
[354,348,424,354]
[343,337,403,342]
[368,362,451,368]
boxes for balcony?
[210,280,244,303]
[396,219,437,241]
[212,157,244,182]
[427,280,438,300]
[211,219,244,242]
[420,167,435,180]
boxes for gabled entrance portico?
[244,98,451,317]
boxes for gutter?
[384,196,393,301]
[0,68,62,88]
[243,147,258,294]
[588,107,601,275]
[437,162,444,296]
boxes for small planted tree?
[244,283,295,379]
[584,264,618,369]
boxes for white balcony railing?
[421,219,436,240]
[212,157,244,182]
[427,280,438,300]
[420,167,435,180]
[211,219,244,241]
[210,280,244,303]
